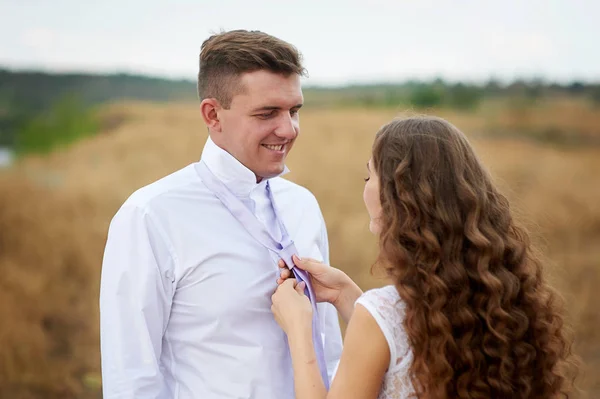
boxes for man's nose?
[274,113,298,140]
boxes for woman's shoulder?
[357,285,403,308]
[355,284,406,325]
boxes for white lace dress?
[354,285,415,399]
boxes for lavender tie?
[196,161,330,389]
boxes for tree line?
[1,68,598,154]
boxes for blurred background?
[1,1,599,398]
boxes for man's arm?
[99,204,176,398]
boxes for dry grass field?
[1,99,599,398]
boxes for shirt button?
[165,270,174,282]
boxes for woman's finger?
[295,281,306,295]
[280,278,296,292]
[292,255,323,273]
[280,268,291,279]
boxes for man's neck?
[202,135,289,193]
[211,138,264,183]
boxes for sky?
[1,0,598,86]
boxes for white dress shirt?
[99,136,343,398]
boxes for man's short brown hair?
[197,30,307,108]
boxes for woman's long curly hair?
[372,116,577,398]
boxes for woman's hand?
[277,255,352,305]
[271,279,313,338]
[276,255,363,324]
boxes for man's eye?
[257,111,275,119]
[290,109,299,116]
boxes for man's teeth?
[264,144,284,151]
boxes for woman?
[271,115,576,399]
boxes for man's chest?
[166,200,324,323]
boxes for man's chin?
[257,165,285,180]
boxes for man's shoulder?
[120,163,200,211]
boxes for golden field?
[1,100,599,398]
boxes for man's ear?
[200,98,222,132]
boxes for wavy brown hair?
[372,116,577,398]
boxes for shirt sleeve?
[316,212,344,383]
[99,203,176,398]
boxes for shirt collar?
[200,135,290,197]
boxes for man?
[99,29,343,398]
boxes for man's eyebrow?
[251,103,303,112]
